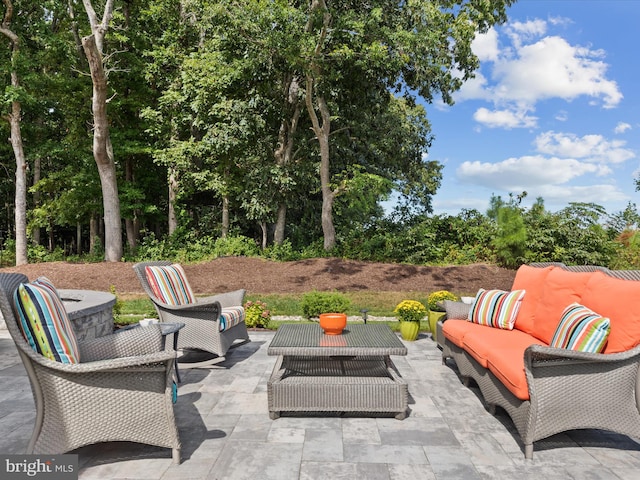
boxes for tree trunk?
[76,222,82,255]
[221,195,229,238]
[89,213,98,254]
[259,221,267,250]
[81,33,122,262]
[305,1,336,250]
[273,76,302,246]
[124,157,137,249]
[168,167,178,235]
[1,0,28,265]
[305,74,335,250]
[274,204,287,245]
[32,156,41,245]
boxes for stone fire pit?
[59,289,116,341]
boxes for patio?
[1,328,640,480]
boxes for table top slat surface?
[268,323,407,356]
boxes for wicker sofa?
[441,263,640,459]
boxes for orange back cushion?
[581,272,640,353]
[532,268,594,344]
[511,265,554,335]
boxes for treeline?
[2,193,639,271]
[1,1,517,264]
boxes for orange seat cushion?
[463,326,543,371]
[511,265,554,335]
[486,346,533,401]
[532,269,594,344]
[581,272,640,353]
[442,319,475,348]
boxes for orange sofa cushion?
[511,265,554,335]
[486,346,533,401]
[581,272,640,353]
[462,325,543,371]
[532,268,594,344]
[441,319,475,348]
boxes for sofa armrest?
[525,343,640,367]
[523,343,640,438]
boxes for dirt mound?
[1,257,516,296]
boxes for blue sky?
[424,0,640,217]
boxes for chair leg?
[172,447,181,464]
[524,443,533,459]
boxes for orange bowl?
[319,313,347,335]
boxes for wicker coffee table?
[267,323,408,419]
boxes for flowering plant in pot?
[426,290,458,341]
[394,300,427,341]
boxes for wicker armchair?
[0,273,181,463]
[133,261,250,366]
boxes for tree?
[0,0,27,265]
[80,0,122,262]
[488,193,527,267]
[299,0,515,250]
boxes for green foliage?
[243,300,272,328]
[263,240,300,261]
[488,193,528,268]
[212,236,260,258]
[426,291,458,311]
[300,291,351,319]
[109,285,124,323]
[0,239,16,267]
[134,233,259,262]
[27,244,65,263]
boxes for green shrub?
[263,240,299,261]
[212,235,260,258]
[301,291,351,319]
[244,300,272,328]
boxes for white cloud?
[462,18,623,128]
[457,155,601,190]
[614,122,632,134]
[456,72,491,102]
[492,36,622,108]
[533,184,628,204]
[505,19,547,48]
[534,131,635,163]
[472,28,500,62]
[473,107,537,129]
[548,16,573,28]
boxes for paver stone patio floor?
[1,329,640,480]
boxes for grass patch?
[244,291,430,318]
[115,292,433,331]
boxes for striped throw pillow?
[469,288,525,330]
[14,277,80,364]
[219,306,245,332]
[550,303,610,353]
[145,264,196,305]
